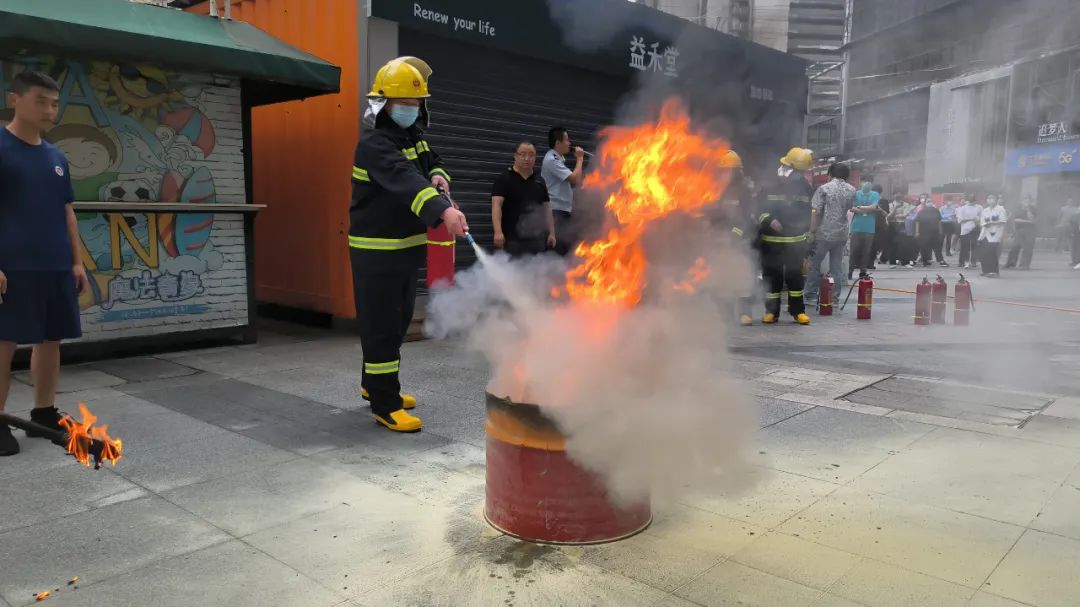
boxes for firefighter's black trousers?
[762,243,807,317]
[351,250,418,418]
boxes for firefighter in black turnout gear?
[757,147,814,325]
[716,150,758,326]
[350,57,469,432]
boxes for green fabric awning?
[0,0,341,105]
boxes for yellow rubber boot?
[362,388,417,410]
[374,409,422,432]
[795,313,811,325]
[762,313,778,324]
[739,314,754,326]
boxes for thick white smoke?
[426,212,759,506]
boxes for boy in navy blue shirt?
[0,71,88,456]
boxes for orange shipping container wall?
[189,0,360,318]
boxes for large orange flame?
[58,403,123,469]
[563,98,733,307]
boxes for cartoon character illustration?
[4,57,227,315]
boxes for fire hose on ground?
[874,287,1080,315]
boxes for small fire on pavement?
[58,403,123,469]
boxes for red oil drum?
[484,392,652,544]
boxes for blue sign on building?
[1006,143,1080,176]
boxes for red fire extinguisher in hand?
[819,275,834,316]
[914,277,932,325]
[931,275,947,324]
[954,274,974,325]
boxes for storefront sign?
[369,0,805,99]
[1037,121,1079,144]
[1006,143,1080,175]
[628,36,678,77]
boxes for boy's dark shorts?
[0,270,82,345]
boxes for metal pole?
[209,0,218,18]
[224,0,232,20]
[838,0,854,155]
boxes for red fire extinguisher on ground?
[914,277,932,325]
[954,274,974,325]
[931,275,947,324]
[819,275,834,316]
[856,273,873,320]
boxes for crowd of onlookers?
[805,162,1080,305]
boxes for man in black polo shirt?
[491,141,556,256]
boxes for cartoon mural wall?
[0,57,249,341]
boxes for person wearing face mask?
[349,56,469,433]
[978,195,1007,277]
[914,194,947,268]
[956,196,982,269]
[1005,195,1038,270]
[939,197,959,256]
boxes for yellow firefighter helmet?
[368,56,432,99]
[779,147,814,171]
[719,149,743,169]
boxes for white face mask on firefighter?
[389,105,420,128]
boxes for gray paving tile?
[173,401,290,432]
[0,496,230,606]
[1012,414,1080,449]
[681,468,840,529]
[161,458,396,537]
[102,408,231,456]
[0,431,89,482]
[966,591,1032,607]
[314,439,482,509]
[730,532,860,591]
[579,530,725,592]
[2,380,34,413]
[316,414,455,456]
[85,357,197,384]
[243,500,499,598]
[116,431,297,493]
[354,535,669,607]
[809,594,866,607]
[115,371,229,395]
[59,392,175,420]
[771,406,936,450]
[828,559,973,607]
[674,560,824,606]
[235,367,366,409]
[780,486,1024,587]
[238,418,361,456]
[167,348,307,378]
[757,398,815,428]
[649,595,707,607]
[0,465,146,534]
[645,503,764,556]
[409,441,487,479]
[14,366,126,392]
[984,529,1080,607]
[754,426,896,484]
[1031,483,1080,539]
[848,428,1080,525]
[396,388,486,446]
[44,540,343,607]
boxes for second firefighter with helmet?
[757,147,815,325]
[349,56,468,432]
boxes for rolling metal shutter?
[399,29,630,288]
